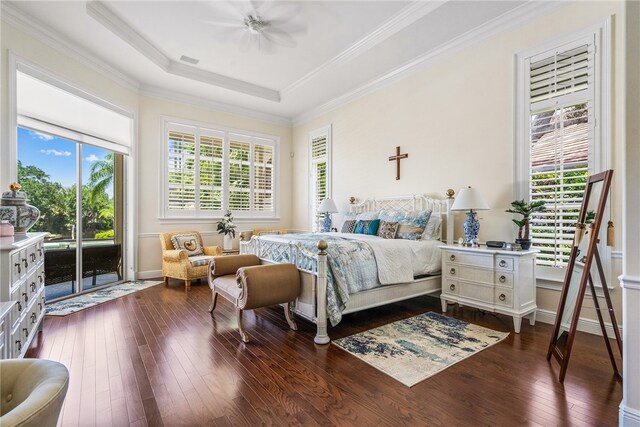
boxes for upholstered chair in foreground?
[208,255,301,343]
[159,231,222,289]
[0,359,69,427]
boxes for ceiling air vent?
[180,55,199,65]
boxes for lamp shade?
[318,198,339,213]
[450,187,490,211]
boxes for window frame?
[308,125,332,231]
[515,20,611,286]
[160,117,279,220]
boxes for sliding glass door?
[17,127,125,300]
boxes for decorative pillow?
[377,221,399,239]
[422,214,443,240]
[355,211,380,221]
[171,233,203,256]
[378,210,432,240]
[341,220,357,233]
[354,219,380,235]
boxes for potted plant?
[217,210,236,251]
[506,199,546,250]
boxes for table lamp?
[450,186,490,244]
[318,198,339,232]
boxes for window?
[163,119,277,218]
[516,23,609,281]
[309,126,331,231]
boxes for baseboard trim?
[620,404,640,426]
[137,270,162,280]
[536,308,622,338]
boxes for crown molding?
[281,0,447,99]
[292,0,567,126]
[86,0,280,103]
[139,85,292,127]
[0,1,140,91]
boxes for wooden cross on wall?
[388,146,408,180]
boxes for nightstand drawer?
[443,279,459,296]
[494,288,513,308]
[446,265,493,285]
[495,256,514,271]
[444,251,492,268]
[494,272,513,288]
[459,281,493,304]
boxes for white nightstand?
[439,244,538,333]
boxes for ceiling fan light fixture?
[244,14,268,34]
[179,55,199,65]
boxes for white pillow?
[421,214,442,240]
[355,211,380,221]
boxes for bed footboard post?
[314,240,330,344]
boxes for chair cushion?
[171,233,203,256]
[189,255,213,267]
[212,275,241,300]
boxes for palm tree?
[89,153,114,203]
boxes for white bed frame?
[240,193,455,344]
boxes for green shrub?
[95,230,114,239]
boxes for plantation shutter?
[527,39,595,268]
[199,132,224,211]
[167,127,197,211]
[310,134,329,230]
[253,140,274,213]
[228,136,251,211]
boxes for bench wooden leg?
[236,307,249,343]
[284,302,297,330]
[163,276,168,286]
[184,279,191,289]
[209,292,218,313]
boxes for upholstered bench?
[208,255,301,343]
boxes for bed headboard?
[349,192,455,244]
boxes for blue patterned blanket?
[257,233,381,326]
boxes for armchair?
[159,231,222,289]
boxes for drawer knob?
[449,254,456,261]
[30,253,36,262]
[449,284,456,291]
[38,303,43,311]
[38,248,43,256]
[22,258,28,268]
[31,313,37,323]
[38,275,43,284]
[15,263,21,274]
[450,268,456,275]
[499,260,507,267]
[15,340,21,352]
[17,301,22,311]
[22,292,28,303]
[30,282,36,292]
[499,275,506,283]
[499,293,506,302]
[23,327,28,338]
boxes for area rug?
[333,312,508,387]
[45,281,163,316]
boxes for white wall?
[291,1,626,322]
[0,21,294,278]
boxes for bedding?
[253,232,441,326]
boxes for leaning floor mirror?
[547,170,622,383]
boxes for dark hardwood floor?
[27,280,622,426]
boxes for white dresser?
[0,233,47,358]
[440,245,537,333]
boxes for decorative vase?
[463,211,480,243]
[0,183,40,235]
[223,234,233,251]
[516,238,532,250]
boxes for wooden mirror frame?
[546,170,622,382]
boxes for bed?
[239,193,455,344]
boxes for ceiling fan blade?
[239,31,254,52]
[262,27,297,49]
[202,19,244,29]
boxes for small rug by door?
[45,281,163,316]
[333,312,508,387]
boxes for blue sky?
[17,127,113,196]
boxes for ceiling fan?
[204,1,305,53]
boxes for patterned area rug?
[45,281,163,316]
[333,312,508,387]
